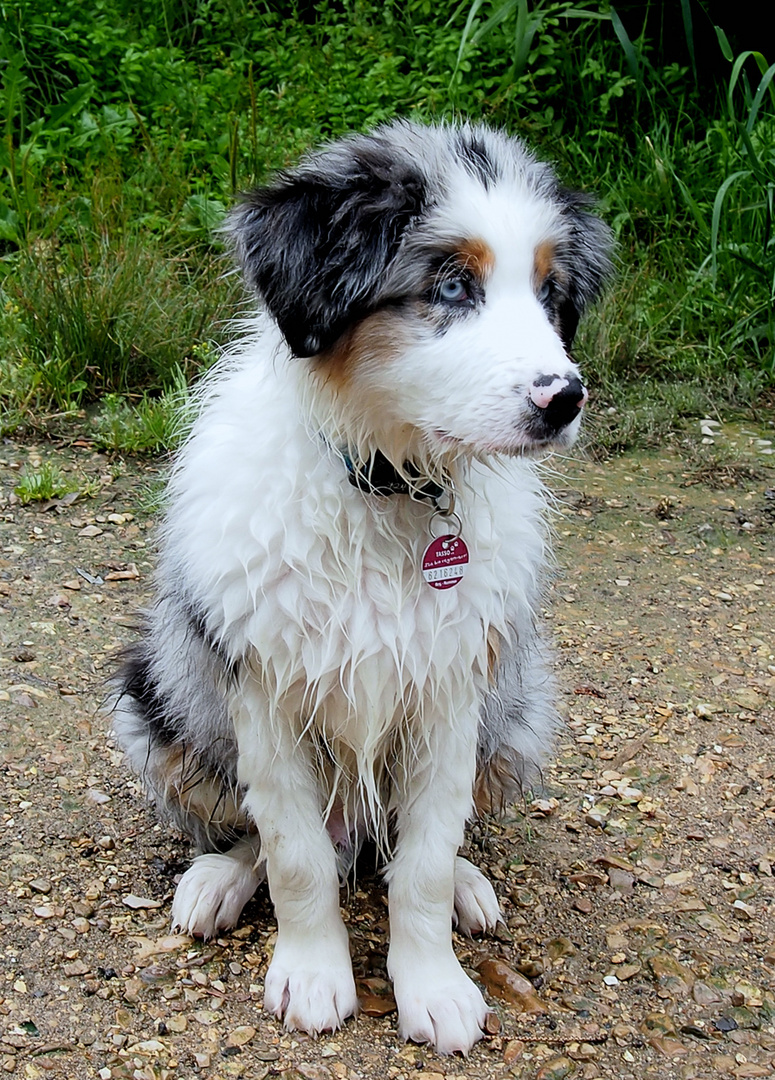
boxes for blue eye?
[539,276,558,305]
[438,278,469,304]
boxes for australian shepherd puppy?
[113,120,612,1054]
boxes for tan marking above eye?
[533,240,557,293]
[456,237,495,280]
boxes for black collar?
[342,449,446,503]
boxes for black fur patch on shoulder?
[229,136,428,357]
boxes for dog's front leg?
[233,680,358,1034]
[386,712,491,1055]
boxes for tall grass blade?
[470,0,518,48]
[454,0,488,68]
[710,169,749,277]
[679,0,697,82]
[609,6,642,97]
[513,0,538,75]
[746,63,775,131]
[715,25,734,63]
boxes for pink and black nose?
[529,373,588,433]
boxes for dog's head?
[229,121,613,456]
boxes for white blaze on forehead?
[436,178,566,285]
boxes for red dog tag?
[421,534,469,589]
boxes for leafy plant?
[14,460,75,503]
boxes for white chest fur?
[162,336,546,748]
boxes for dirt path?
[1,422,773,1080]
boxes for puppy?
[113,120,612,1054]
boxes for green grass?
[0,1,772,453]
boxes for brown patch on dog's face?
[316,308,411,391]
[532,240,556,292]
[456,237,495,281]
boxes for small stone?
[732,900,754,920]
[536,1056,574,1080]
[297,1065,334,1080]
[647,1036,688,1057]
[617,963,642,981]
[29,878,52,894]
[713,1015,738,1033]
[86,789,111,805]
[607,868,635,893]
[641,1013,678,1037]
[694,703,716,718]
[477,958,547,1013]
[122,894,162,910]
[357,977,396,1017]
[225,1026,256,1048]
[693,981,724,1006]
[648,953,695,997]
[63,960,90,977]
[504,1039,525,1064]
[484,1011,500,1035]
[664,870,693,886]
[546,936,577,961]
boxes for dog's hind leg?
[453,856,501,936]
[171,835,264,939]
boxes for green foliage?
[90,367,194,454]
[0,236,235,418]
[0,0,772,454]
[14,460,74,503]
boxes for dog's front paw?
[390,951,491,1055]
[454,856,502,936]
[264,928,358,1035]
[171,853,261,939]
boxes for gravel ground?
[1,420,773,1080]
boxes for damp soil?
[1,420,774,1080]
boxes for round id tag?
[421,534,469,590]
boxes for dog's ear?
[555,189,614,350]
[229,138,427,357]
